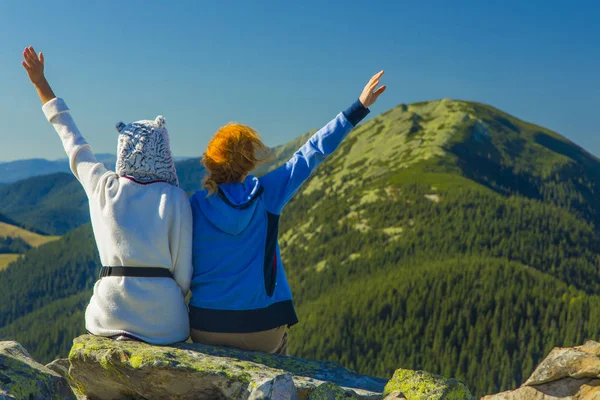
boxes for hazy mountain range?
[0,154,192,184]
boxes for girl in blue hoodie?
[189,71,386,354]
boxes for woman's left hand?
[359,70,386,108]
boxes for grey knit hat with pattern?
[115,116,179,187]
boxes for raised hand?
[359,70,386,108]
[21,46,55,104]
[22,46,46,86]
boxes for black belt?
[99,266,173,279]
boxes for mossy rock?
[68,335,384,399]
[383,369,473,400]
[0,341,75,400]
[308,382,360,399]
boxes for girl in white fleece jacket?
[21,46,192,344]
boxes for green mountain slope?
[0,292,89,361]
[291,257,600,395]
[0,173,88,235]
[0,157,208,235]
[0,224,98,329]
[0,211,60,270]
[0,221,60,270]
[1,99,599,397]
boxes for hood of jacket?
[192,175,262,235]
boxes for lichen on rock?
[68,334,385,399]
[382,369,474,400]
[0,341,75,400]
[307,382,360,399]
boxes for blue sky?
[0,0,598,161]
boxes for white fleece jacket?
[42,98,192,344]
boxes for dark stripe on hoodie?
[264,212,279,296]
[189,300,298,333]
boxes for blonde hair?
[202,123,272,194]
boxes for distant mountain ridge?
[0,154,116,184]
[1,99,599,397]
[0,154,192,184]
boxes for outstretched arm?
[259,71,387,214]
[22,46,111,197]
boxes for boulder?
[68,334,386,399]
[45,358,87,400]
[481,378,600,399]
[307,382,360,399]
[382,390,406,399]
[482,341,600,400]
[382,369,473,400]
[45,358,70,379]
[524,341,600,385]
[249,373,298,400]
[0,341,75,400]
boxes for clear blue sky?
[1,0,598,161]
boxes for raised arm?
[22,46,111,197]
[259,71,386,214]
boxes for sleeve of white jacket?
[42,98,111,197]
[171,192,193,296]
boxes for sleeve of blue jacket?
[259,100,370,215]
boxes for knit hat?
[115,116,179,187]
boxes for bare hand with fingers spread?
[22,46,45,84]
[359,70,387,108]
[21,46,55,104]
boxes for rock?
[382,369,474,400]
[68,334,385,399]
[249,373,298,400]
[482,341,600,400]
[382,391,406,399]
[45,358,87,400]
[307,382,360,399]
[45,358,70,379]
[0,341,76,400]
[481,378,600,399]
[524,341,600,385]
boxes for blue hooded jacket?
[188,100,369,333]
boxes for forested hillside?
[0,173,88,235]
[282,180,600,395]
[0,216,60,270]
[0,99,599,397]
[0,236,30,254]
[0,157,207,235]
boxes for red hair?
[202,123,271,194]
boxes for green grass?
[0,222,60,248]
[0,222,60,270]
[0,254,20,271]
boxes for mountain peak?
[311,98,479,187]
